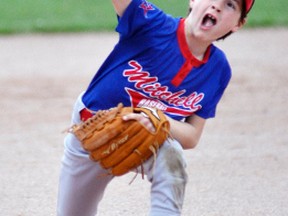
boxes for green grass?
[0,0,115,33]
[246,0,288,27]
[0,0,287,34]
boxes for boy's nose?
[211,1,222,13]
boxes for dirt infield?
[0,28,287,216]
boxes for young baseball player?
[57,0,255,215]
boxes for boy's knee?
[163,144,188,181]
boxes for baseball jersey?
[82,0,231,121]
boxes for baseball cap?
[245,0,255,13]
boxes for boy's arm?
[112,0,132,17]
[123,112,206,150]
[167,114,206,150]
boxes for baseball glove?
[68,103,170,176]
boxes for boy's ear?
[232,18,247,33]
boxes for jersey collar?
[171,19,211,87]
[177,18,211,64]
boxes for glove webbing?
[68,103,123,141]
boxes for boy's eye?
[227,1,236,9]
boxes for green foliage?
[0,0,287,34]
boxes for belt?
[80,108,94,121]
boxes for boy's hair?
[187,0,248,40]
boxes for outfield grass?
[248,1,288,27]
[0,0,287,34]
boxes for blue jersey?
[82,0,231,121]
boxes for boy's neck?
[184,20,212,61]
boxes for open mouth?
[202,14,217,27]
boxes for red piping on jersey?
[171,19,211,87]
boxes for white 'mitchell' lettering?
[123,60,204,112]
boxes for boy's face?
[186,0,245,41]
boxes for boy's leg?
[146,140,188,216]
[57,133,113,216]
[57,94,113,216]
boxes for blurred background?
[1,1,288,216]
[0,0,287,34]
